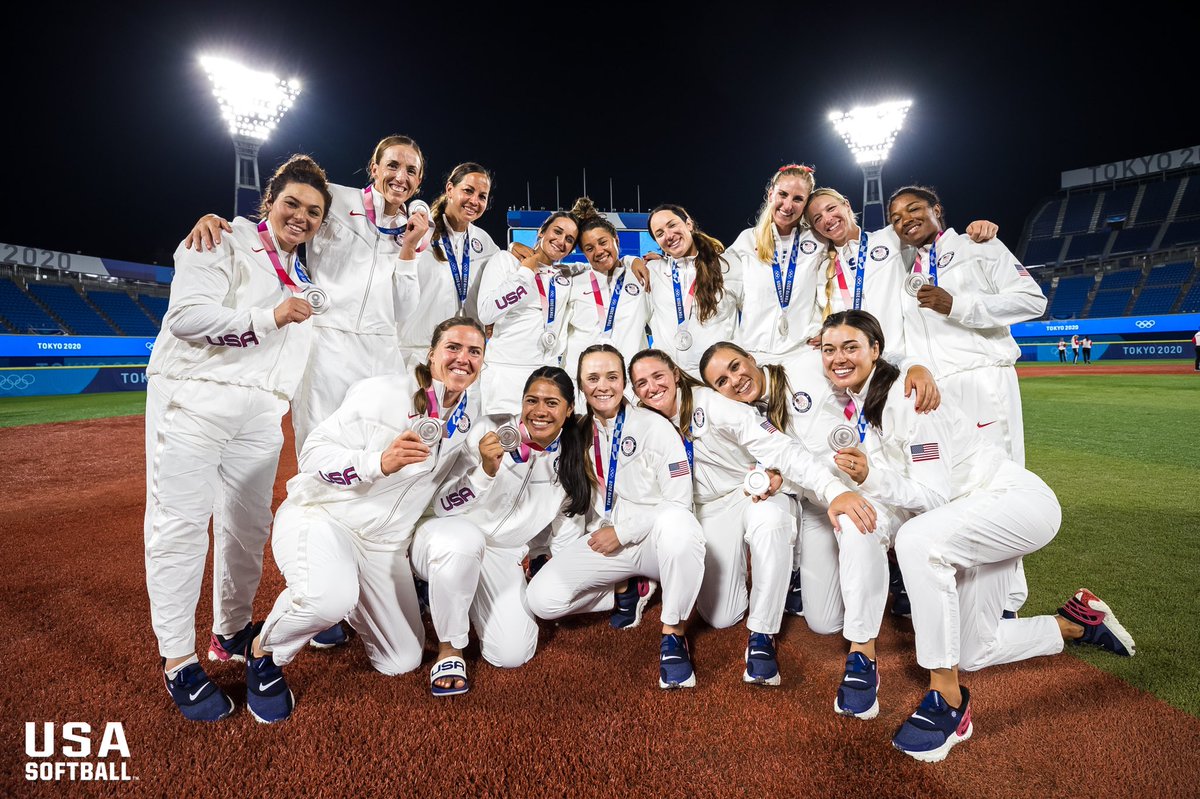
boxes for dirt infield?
[3,416,1199,798]
[1017,361,1195,378]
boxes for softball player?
[629,349,876,686]
[146,155,329,722]
[820,310,1134,763]
[477,212,579,415]
[525,344,708,689]
[398,162,500,366]
[645,205,744,380]
[240,317,487,723]
[411,366,590,695]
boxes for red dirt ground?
[1016,361,1194,377]
[2,415,1198,798]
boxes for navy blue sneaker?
[1001,609,1019,620]
[889,553,911,618]
[611,578,657,630]
[1058,588,1136,656]
[246,651,294,724]
[207,620,262,663]
[163,660,235,722]
[834,652,879,719]
[415,577,431,613]
[892,688,973,762]
[743,632,780,686]
[309,623,348,649]
[526,554,549,579]
[784,568,804,616]
[659,634,696,689]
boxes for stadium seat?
[1160,218,1200,248]
[1143,262,1193,287]
[1129,285,1182,316]
[139,294,169,322]
[1088,290,1133,318]
[1029,199,1062,238]
[1095,269,1142,291]
[87,290,160,336]
[1048,275,1093,318]
[1134,179,1181,224]
[1060,194,1098,234]
[1108,225,1159,255]
[1175,179,1200,217]
[26,283,119,335]
[1177,282,1200,313]
[1065,231,1110,261]
[1023,237,1064,266]
[1099,186,1138,222]
[0,277,64,334]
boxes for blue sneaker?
[743,632,781,686]
[892,688,973,762]
[659,634,696,689]
[889,554,911,618]
[414,577,431,613]
[1001,609,1019,620]
[1058,588,1136,656]
[246,651,294,724]
[784,568,804,616]
[309,623,348,649]
[611,578,657,630]
[163,660,235,722]
[834,652,879,719]
[207,620,262,663]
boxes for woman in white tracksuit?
[411,366,591,695]
[239,318,488,723]
[187,134,431,451]
[525,344,708,689]
[145,155,329,722]
[628,349,877,687]
[477,211,579,415]
[398,162,501,366]
[645,204,744,380]
[819,309,1135,763]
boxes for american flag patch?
[910,443,941,462]
[1015,263,1031,277]
[760,420,778,433]
[668,460,691,478]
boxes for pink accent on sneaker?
[956,702,972,736]
[208,633,232,662]
[1062,589,1106,626]
[637,579,652,598]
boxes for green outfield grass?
[3,377,1199,716]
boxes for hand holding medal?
[381,430,432,476]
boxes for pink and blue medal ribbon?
[424,387,469,439]
[589,268,626,334]
[592,406,626,522]
[361,186,406,237]
[844,397,868,443]
[256,220,311,290]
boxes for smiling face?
[889,192,944,247]
[579,351,625,419]
[580,228,621,273]
[267,182,327,253]
[806,193,858,247]
[537,216,579,262]
[429,324,486,395]
[649,210,696,258]
[702,347,764,404]
[522,378,570,447]
[445,172,490,227]
[769,175,811,234]
[370,144,423,213]
[630,357,680,418]
[821,324,879,394]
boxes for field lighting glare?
[828,100,913,166]
[200,55,301,142]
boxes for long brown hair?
[819,310,900,431]
[698,342,792,435]
[413,316,488,414]
[430,162,493,262]
[628,349,704,441]
[648,204,727,323]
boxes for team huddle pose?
[144,138,1136,763]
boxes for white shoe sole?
[834,695,879,720]
[659,673,697,689]
[248,690,295,724]
[743,669,781,686]
[895,721,972,763]
[1081,591,1137,656]
[207,650,247,663]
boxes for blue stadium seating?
[1178,282,1200,313]
[26,283,118,335]
[1096,269,1142,291]
[1100,186,1138,221]
[1060,194,1098,234]
[1065,231,1109,261]
[0,278,64,333]
[1130,285,1182,316]
[139,294,169,322]
[1029,200,1061,238]
[87,290,159,336]
[1143,261,1193,286]
[1024,237,1064,266]
[1088,290,1133,318]
[1048,275,1093,318]
[1176,178,1200,217]
[1135,179,1180,223]
[1109,225,1159,255]
[1160,218,1200,247]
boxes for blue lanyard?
[927,238,939,287]
[670,260,689,327]
[444,394,468,438]
[851,230,868,309]
[510,434,560,464]
[441,234,470,306]
[683,437,694,470]
[604,270,626,334]
[293,260,313,285]
[597,407,626,518]
[772,233,801,311]
[361,186,406,236]
[536,273,558,326]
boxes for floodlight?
[828,99,913,230]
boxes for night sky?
[7,3,1192,267]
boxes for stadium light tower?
[200,55,302,218]
[828,99,912,231]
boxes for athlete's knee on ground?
[482,627,538,669]
[525,574,570,620]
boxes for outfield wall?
[1012,313,1199,361]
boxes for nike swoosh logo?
[349,211,366,217]
[259,678,282,691]
[843,677,870,685]
[750,650,772,657]
[252,247,265,253]
[188,687,208,701]
[976,421,996,428]
[661,655,683,663]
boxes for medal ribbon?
[588,268,626,334]
[913,231,945,287]
[771,232,801,312]
[361,186,406,236]
[670,259,698,330]
[256,220,311,292]
[441,233,471,307]
[591,406,626,520]
[510,422,560,464]
[535,271,559,331]
[844,397,868,443]
[424,386,469,439]
[831,230,869,310]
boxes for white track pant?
[411,517,538,669]
[259,501,424,675]
[144,375,285,659]
[895,462,1064,672]
[694,491,796,635]
[291,329,406,455]
[525,506,705,627]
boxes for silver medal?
[828,425,858,451]
[778,317,789,337]
[416,417,443,446]
[302,286,330,315]
[496,423,521,452]
[743,467,771,496]
[600,517,614,528]
[904,272,930,297]
[675,329,693,351]
[539,330,557,352]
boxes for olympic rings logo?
[0,374,36,390]
[1135,320,1156,329]
[145,341,155,350]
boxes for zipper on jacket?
[488,460,536,537]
